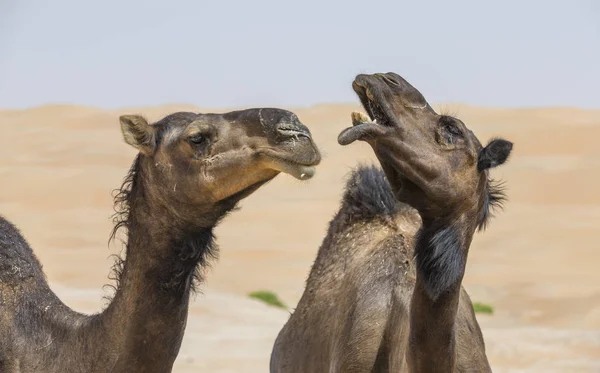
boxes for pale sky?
[1,0,598,109]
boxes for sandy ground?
[1,103,599,372]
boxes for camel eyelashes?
[439,116,463,137]
[445,123,462,137]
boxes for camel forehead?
[257,108,300,125]
[154,112,199,128]
[149,113,190,146]
[221,108,301,130]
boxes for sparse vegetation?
[248,290,287,309]
[473,302,494,315]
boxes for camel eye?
[437,116,465,146]
[188,134,206,146]
[445,123,462,137]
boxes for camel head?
[119,109,321,226]
[339,72,512,225]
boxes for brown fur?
[0,108,320,373]
[271,73,512,373]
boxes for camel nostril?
[276,124,311,140]
[381,74,401,87]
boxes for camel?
[271,72,513,372]
[0,108,321,373]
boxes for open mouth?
[351,82,392,128]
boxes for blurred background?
[1,1,599,372]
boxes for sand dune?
[1,103,599,371]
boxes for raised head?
[119,108,321,228]
[339,72,512,226]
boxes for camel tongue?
[351,111,376,126]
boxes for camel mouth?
[351,81,394,128]
[260,149,320,181]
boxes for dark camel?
[271,73,512,372]
[0,109,320,373]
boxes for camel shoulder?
[0,215,44,284]
[0,216,32,255]
[353,232,416,288]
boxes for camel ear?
[477,138,513,171]
[120,115,155,154]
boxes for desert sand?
[1,103,599,372]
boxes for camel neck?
[97,194,216,371]
[407,214,477,373]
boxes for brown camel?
[0,108,321,373]
[271,73,512,372]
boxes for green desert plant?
[248,290,287,310]
[472,302,494,315]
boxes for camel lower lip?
[280,163,316,180]
[265,155,318,180]
[294,165,316,180]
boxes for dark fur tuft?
[339,164,399,223]
[414,222,465,301]
[109,155,141,245]
[159,228,218,294]
[476,137,512,230]
[103,156,140,303]
[477,178,507,231]
[102,252,126,305]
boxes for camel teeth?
[351,111,371,126]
